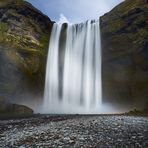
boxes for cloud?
[58,14,70,24]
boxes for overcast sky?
[27,0,124,23]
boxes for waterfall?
[43,20,102,114]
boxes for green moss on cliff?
[0,22,8,31]
[0,23,8,41]
[0,0,52,55]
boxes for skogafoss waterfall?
[43,20,102,114]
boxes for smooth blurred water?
[43,20,102,114]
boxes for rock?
[19,146,25,148]
[0,99,33,116]
[0,0,53,103]
[69,139,76,144]
[70,136,76,140]
[100,0,148,107]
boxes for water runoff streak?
[43,20,102,114]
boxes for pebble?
[0,115,148,147]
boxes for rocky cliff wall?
[100,0,148,108]
[0,0,53,103]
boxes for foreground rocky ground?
[0,115,148,147]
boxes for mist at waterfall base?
[40,20,120,114]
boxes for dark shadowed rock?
[100,0,148,107]
[0,96,33,116]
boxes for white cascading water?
[43,20,102,114]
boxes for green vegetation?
[0,22,8,41]
[40,34,50,54]
[0,22,8,31]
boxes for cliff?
[0,0,53,104]
[100,0,148,107]
[0,0,148,110]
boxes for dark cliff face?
[0,0,53,103]
[100,0,148,108]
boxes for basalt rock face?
[100,0,148,107]
[0,0,53,104]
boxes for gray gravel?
[0,115,148,147]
